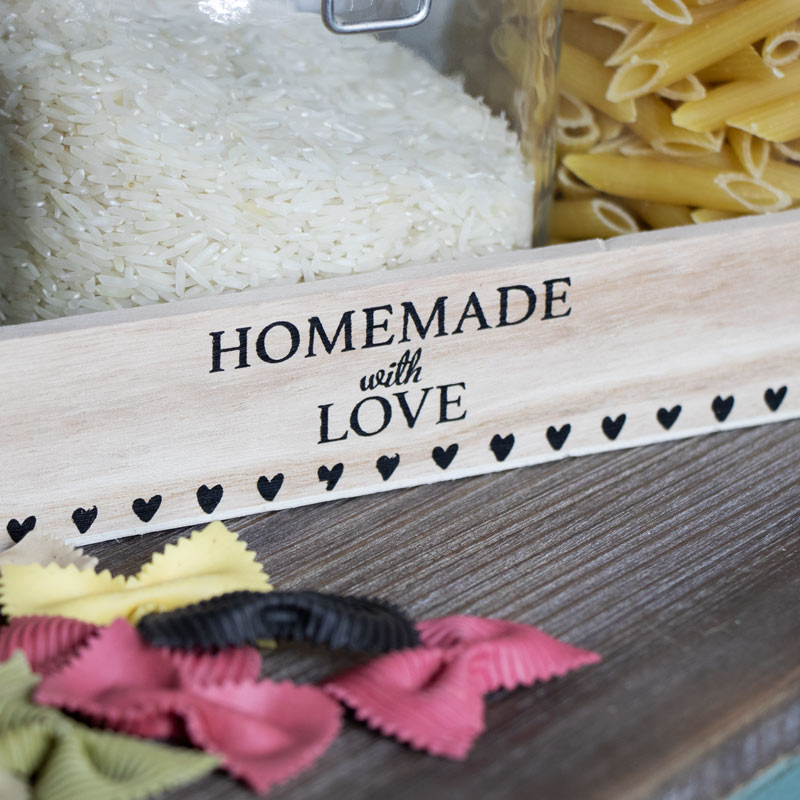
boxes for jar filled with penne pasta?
[538,0,800,241]
[0,0,561,324]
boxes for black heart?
[657,405,682,431]
[376,454,400,481]
[602,414,626,441]
[432,444,458,470]
[257,473,285,502]
[7,516,36,544]
[71,506,97,534]
[546,424,571,451]
[712,395,734,422]
[490,434,515,462]
[132,495,162,523]
[318,463,344,492]
[197,484,223,514]
[764,386,787,412]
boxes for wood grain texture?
[86,419,800,800]
[3,210,799,545]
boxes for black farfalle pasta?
[137,590,420,653]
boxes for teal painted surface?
[728,754,800,800]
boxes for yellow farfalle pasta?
[0,521,272,624]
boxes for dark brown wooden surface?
[86,420,800,800]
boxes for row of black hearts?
[5,387,789,542]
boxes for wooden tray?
[1,210,798,547]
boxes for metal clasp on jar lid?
[321,0,431,33]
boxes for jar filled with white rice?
[0,0,559,324]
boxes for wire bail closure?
[321,0,432,33]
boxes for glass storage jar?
[0,0,561,324]
[549,2,800,243]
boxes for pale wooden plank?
[86,420,800,800]
[2,212,799,546]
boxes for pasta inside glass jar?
[542,0,800,242]
[0,0,560,324]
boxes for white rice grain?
[0,0,534,324]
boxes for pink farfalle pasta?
[36,619,262,739]
[417,615,602,693]
[324,647,485,759]
[0,616,99,676]
[0,653,219,800]
[324,615,600,759]
[35,619,341,794]
[180,680,342,794]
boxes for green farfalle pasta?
[0,653,219,800]
[0,767,29,800]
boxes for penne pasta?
[593,16,640,34]
[591,129,642,153]
[557,91,596,127]
[671,61,800,132]
[490,22,530,85]
[549,197,640,239]
[657,74,706,101]
[690,208,741,222]
[676,145,740,169]
[606,0,800,101]
[557,121,603,153]
[631,95,721,155]
[727,93,800,142]
[597,114,625,141]
[695,46,777,82]
[561,11,623,61]
[626,199,694,227]
[605,23,655,66]
[563,0,692,24]
[762,23,800,69]
[713,172,790,211]
[774,138,800,161]
[531,0,799,241]
[619,136,662,155]
[610,0,741,66]
[559,43,637,122]
[556,163,599,198]
[728,128,770,177]
[563,152,790,211]
[762,157,800,198]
